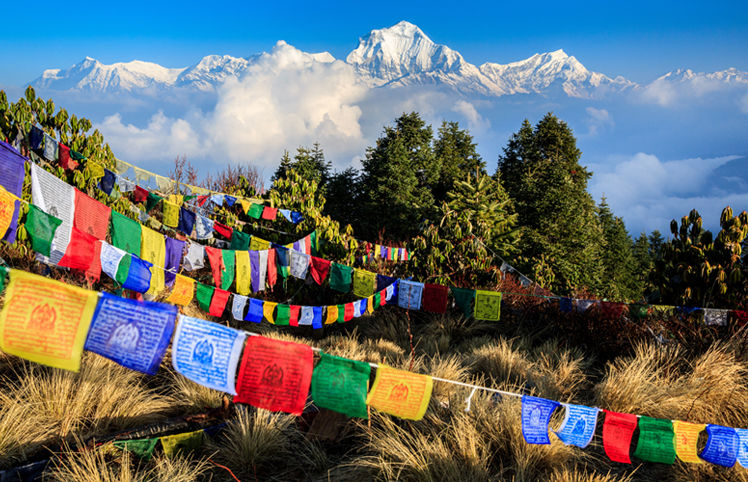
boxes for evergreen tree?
[632,232,653,295]
[272,143,331,188]
[433,121,485,203]
[597,198,641,300]
[497,113,604,294]
[648,230,665,261]
[324,167,360,228]
[272,150,294,183]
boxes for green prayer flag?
[113,438,159,460]
[450,287,476,318]
[633,416,676,464]
[311,352,371,418]
[336,304,346,323]
[329,263,352,293]
[70,149,86,161]
[248,203,264,219]
[26,205,62,257]
[221,250,235,291]
[630,304,649,319]
[373,292,381,307]
[196,282,215,312]
[146,192,163,212]
[230,231,251,250]
[353,269,377,298]
[310,230,318,255]
[275,304,290,325]
[111,211,142,255]
[0,266,9,293]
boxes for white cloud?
[638,73,748,108]
[584,106,613,136]
[451,100,490,132]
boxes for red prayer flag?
[732,310,748,327]
[379,288,387,306]
[59,227,97,271]
[85,240,103,284]
[208,287,231,317]
[602,410,638,464]
[261,206,278,220]
[197,195,209,206]
[304,235,311,255]
[213,222,233,239]
[267,249,277,288]
[205,246,224,288]
[344,302,354,321]
[74,190,111,240]
[309,256,331,285]
[234,336,313,416]
[422,283,448,313]
[134,186,148,203]
[58,143,78,170]
[601,301,627,319]
[289,305,301,327]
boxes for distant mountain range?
[30,21,747,100]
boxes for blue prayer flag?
[290,211,303,224]
[172,315,247,395]
[84,293,177,375]
[195,215,214,240]
[397,280,424,310]
[279,209,292,222]
[521,395,560,445]
[559,297,573,313]
[376,274,397,292]
[554,404,599,448]
[245,298,264,323]
[224,195,236,206]
[178,207,196,235]
[122,257,153,293]
[700,424,739,467]
[98,169,116,195]
[736,428,748,469]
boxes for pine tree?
[632,232,653,295]
[497,113,604,294]
[272,150,293,183]
[433,121,485,203]
[597,198,641,300]
[324,167,360,228]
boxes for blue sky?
[1,0,746,86]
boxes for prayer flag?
[183,242,205,271]
[178,207,196,235]
[0,141,25,243]
[146,192,163,212]
[249,236,270,251]
[118,177,135,193]
[673,420,705,464]
[291,211,303,224]
[29,125,44,150]
[239,199,251,214]
[205,246,224,288]
[261,206,278,220]
[235,250,251,295]
[30,163,75,265]
[230,230,251,250]
[736,428,748,468]
[84,292,176,375]
[113,438,158,460]
[633,416,676,464]
[289,251,310,279]
[42,133,58,161]
[279,209,292,222]
[196,282,214,313]
[575,299,596,313]
[85,240,103,283]
[234,336,314,416]
[366,365,433,421]
[98,168,116,195]
[250,250,268,292]
[26,205,62,256]
[58,143,77,170]
[213,221,232,239]
[100,242,126,281]
[274,245,290,278]
[111,211,141,255]
[247,203,263,219]
[133,186,148,203]
[195,215,214,240]
[422,283,448,314]
[559,297,573,313]
[245,298,264,323]
[602,410,638,464]
[172,315,247,395]
[164,237,184,287]
[122,257,153,293]
[141,227,166,295]
[0,270,98,371]
[310,256,331,285]
[209,288,230,317]
[267,249,278,288]
[263,301,277,323]
[232,295,247,320]
[474,290,502,321]
[162,201,179,228]
[311,353,371,418]
[377,274,397,292]
[450,287,475,318]
[299,306,322,329]
[73,190,111,240]
[385,282,397,302]
[398,280,424,310]
[704,308,729,326]
[58,227,97,271]
[521,395,560,444]
[353,269,377,298]
[330,263,353,292]
[700,424,738,467]
[325,306,338,324]
[288,305,301,327]
[160,430,203,458]
[224,195,236,206]
[554,404,599,448]
[275,304,291,326]
[221,250,235,290]
[166,274,195,306]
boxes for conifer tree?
[433,121,485,203]
[597,198,641,300]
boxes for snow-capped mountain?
[28,21,744,100]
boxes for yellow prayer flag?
[160,430,203,457]
[162,201,179,228]
[235,250,251,295]
[353,269,377,298]
[114,158,131,175]
[366,296,375,314]
[88,161,105,179]
[167,194,184,206]
[325,305,338,324]
[263,301,277,324]
[0,187,17,239]
[141,226,166,295]
[166,275,195,306]
[249,236,270,251]
[240,199,252,214]
[474,290,501,321]
[673,421,705,464]
[0,270,99,371]
[366,365,433,421]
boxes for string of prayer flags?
[422,283,448,314]
[554,404,599,448]
[353,269,377,298]
[30,163,74,265]
[230,230,251,250]
[84,292,176,375]
[160,430,204,458]
[178,207,196,235]
[673,421,705,464]
[521,395,560,444]
[73,190,111,240]
[196,282,214,313]
[58,227,97,271]
[451,287,476,318]
[122,257,153,293]
[111,211,142,255]
[221,250,235,291]
[209,288,231,317]
[183,242,205,271]
[0,270,99,371]
[474,290,502,321]
[113,438,159,460]
[172,315,247,395]
[330,263,353,292]
[602,410,638,464]
[235,250,251,295]
[141,227,166,295]
[311,353,371,419]
[162,201,180,228]
[289,250,310,279]
[26,205,62,256]
[261,206,278,220]
[166,274,195,306]
[195,214,214,240]
[633,416,676,464]
[736,429,748,468]
[398,280,424,310]
[366,365,433,421]
[700,425,739,467]
[205,246,224,288]
[163,237,184,287]
[234,336,314,416]
[310,256,331,285]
